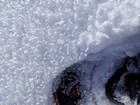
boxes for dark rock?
[105,53,140,105]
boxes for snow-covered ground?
[0,0,140,105]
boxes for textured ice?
[0,0,140,105]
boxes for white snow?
[0,0,140,105]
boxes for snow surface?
[0,0,140,105]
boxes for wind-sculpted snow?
[0,0,140,105]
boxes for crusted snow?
[0,0,140,105]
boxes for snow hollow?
[0,0,140,105]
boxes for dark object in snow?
[53,68,81,105]
[105,60,127,105]
[105,53,140,105]
[125,72,140,103]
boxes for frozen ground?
[0,0,140,105]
